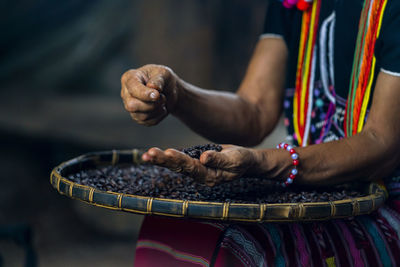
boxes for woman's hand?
[121,64,179,126]
[142,145,261,186]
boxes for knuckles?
[121,65,174,86]
[127,101,138,112]
[144,64,173,82]
[121,69,136,84]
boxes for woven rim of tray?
[50,149,388,222]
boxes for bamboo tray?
[50,149,387,222]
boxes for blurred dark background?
[0,0,284,266]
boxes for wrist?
[250,149,275,175]
[276,143,300,186]
[252,148,294,180]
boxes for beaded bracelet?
[276,142,299,187]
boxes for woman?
[121,0,400,266]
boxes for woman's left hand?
[142,145,261,186]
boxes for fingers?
[129,103,167,119]
[122,90,163,113]
[142,148,238,186]
[143,148,207,177]
[121,66,173,102]
[122,85,167,112]
[122,76,168,125]
[124,75,160,102]
[146,65,174,92]
[131,107,168,126]
[146,74,166,92]
[121,68,162,102]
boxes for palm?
[142,145,256,186]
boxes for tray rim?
[50,149,388,222]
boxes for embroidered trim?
[303,47,317,146]
[136,240,210,267]
[345,0,388,136]
[259,33,284,40]
[380,68,400,77]
[293,0,321,146]
[225,228,265,267]
[319,12,336,104]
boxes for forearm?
[298,133,394,184]
[172,79,278,146]
[255,130,399,186]
[172,38,287,146]
[255,72,400,186]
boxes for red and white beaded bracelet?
[276,142,299,187]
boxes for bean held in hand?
[121,64,179,126]
[181,144,223,159]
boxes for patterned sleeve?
[260,1,300,45]
[377,1,400,77]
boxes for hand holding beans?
[142,145,261,186]
[121,64,179,126]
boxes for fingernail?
[150,92,157,99]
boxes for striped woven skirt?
[135,178,400,266]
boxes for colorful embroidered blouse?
[261,0,400,145]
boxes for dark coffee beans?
[67,144,364,203]
[67,164,364,204]
[181,144,222,159]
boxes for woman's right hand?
[121,64,179,126]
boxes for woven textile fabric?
[135,200,400,266]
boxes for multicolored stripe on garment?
[293,0,321,146]
[223,227,265,267]
[325,256,336,267]
[292,223,311,266]
[335,220,365,267]
[220,240,252,266]
[239,224,275,265]
[347,218,382,265]
[302,223,326,266]
[379,206,400,239]
[280,224,301,266]
[357,216,392,266]
[325,221,353,266]
[344,0,388,136]
[136,209,400,266]
[263,224,286,267]
[373,212,400,263]
[223,214,400,266]
[136,240,210,267]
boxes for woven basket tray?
[50,149,387,222]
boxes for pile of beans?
[67,144,364,203]
[181,143,222,159]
